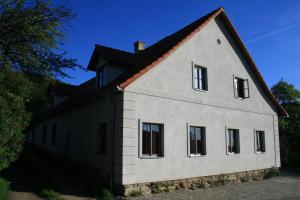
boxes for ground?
[1,146,300,200]
[128,171,300,200]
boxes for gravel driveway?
[128,172,300,200]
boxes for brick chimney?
[134,41,145,53]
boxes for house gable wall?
[121,16,280,184]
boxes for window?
[255,131,265,153]
[234,76,249,99]
[96,66,106,88]
[51,124,57,146]
[189,126,206,156]
[97,123,107,154]
[142,123,163,157]
[32,127,35,142]
[193,66,208,91]
[42,124,47,145]
[227,129,240,154]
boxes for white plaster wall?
[122,16,280,184]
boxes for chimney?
[134,41,145,53]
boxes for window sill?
[193,88,208,92]
[227,152,239,155]
[140,156,164,159]
[188,154,206,158]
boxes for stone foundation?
[123,168,279,196]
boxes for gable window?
[142,123,163,157]
[234,76,249,99]
[96,65,106,88]
[42,124,47,145]
[51,124,57,146]
[193,65,208,91]
[97,123,107,154]
[189,126,206,156]
[255,130,265,153]
[31,127,35,142]
[226,129,240,154]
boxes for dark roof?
[40,7,287,120]
[87,45,136,70]
[49,81,78,96]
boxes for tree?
[271,79,300,105]
[0,0,82,77]
[271,80,300,168]
[0,69,31,170]
[0,0,81,170]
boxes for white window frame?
[187,124,207,157]
[138,119,165,159]
[225,127,240,155]
[193,65,208,91]
[233,75,249,99]
[254,129,266,154]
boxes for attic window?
[96,65,106,88]
[193,65,208,91]
[234,76,249,99]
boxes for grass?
[96,188,114,200]
[128,190,143,197]
[264,168,280,179]
[41,189,65,200]
[0,177,10,200]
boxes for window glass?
[98,123,107,154]
[43,125,47,145]
[234,77,249,99]
[190,126,206,155]
[193,66,207,91]
[51,124,57,146]
[256,131,265,153]
[142,123,151,155]
[227,129,240,154]
[142,123,163,157]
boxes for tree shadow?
[1,144,108,199]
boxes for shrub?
[41,189,65,200]
[129,190,143,197]
[96,188,114,200]
[264,168,280,179]
[0,177,10,200]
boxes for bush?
[264,168,280,179]
[0,177,10,200]
[96,188,114,200]
[129,190,143,197]
[41,189,65,200]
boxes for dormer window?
[96,65,106,88]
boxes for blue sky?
[59,0,300,89]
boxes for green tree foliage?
[0,0,81,77]
[0,0,81,171]
[271,80,300,167]
[0,69,31,171]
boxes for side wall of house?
[121,16,281,185]
[33,91,124,186]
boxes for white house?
[31,7,288,195]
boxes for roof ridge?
[95,44,134,55]
[143,7,224,51]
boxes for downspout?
[272,115,277,167]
